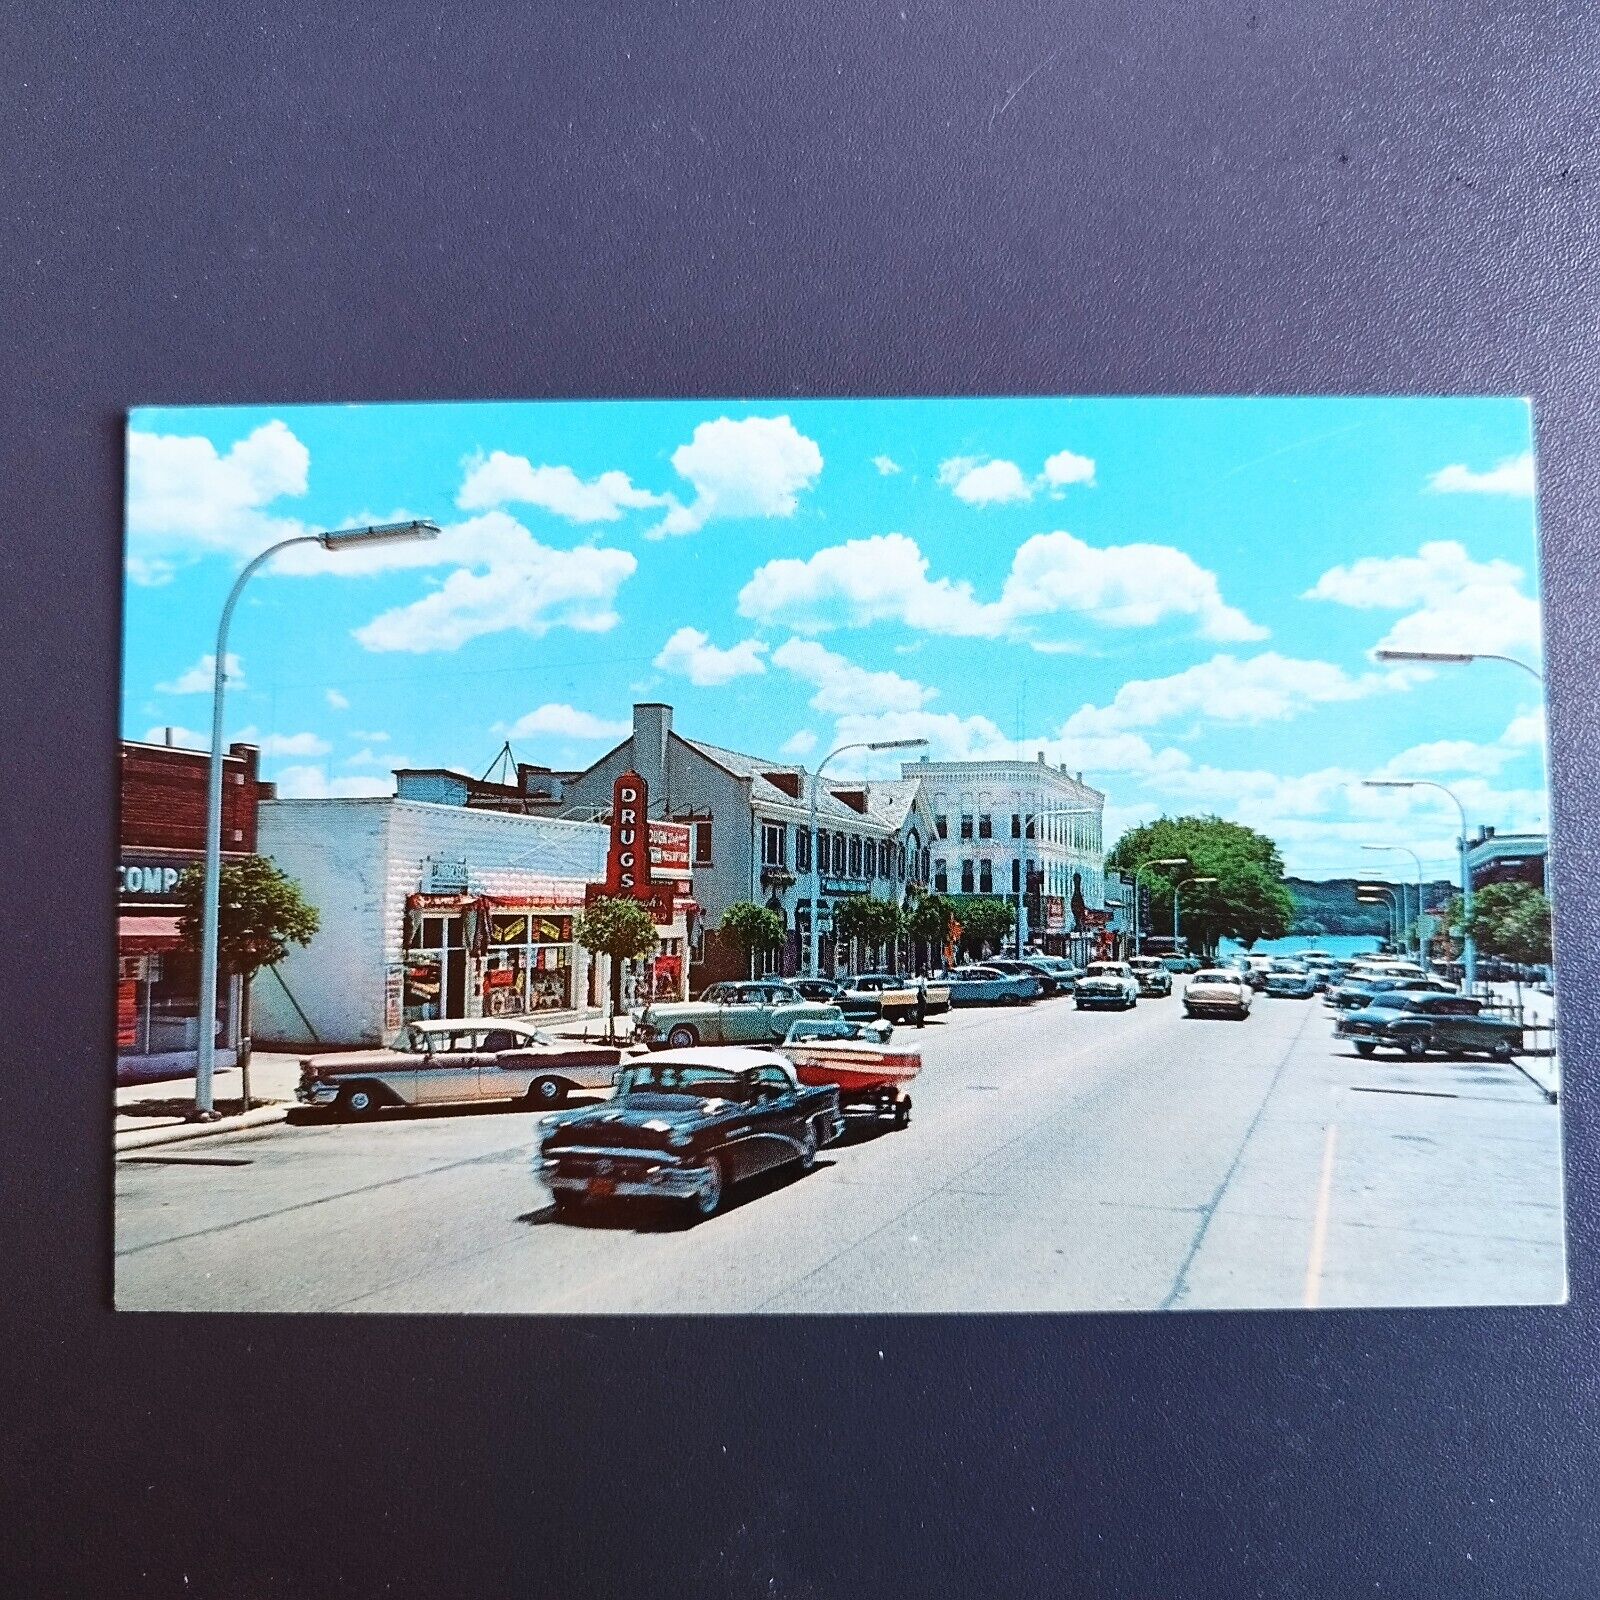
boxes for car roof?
[1193,969,1242,980]
[408,1018,540,1036]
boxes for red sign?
[1079,907,1112,929]
[117,978,139,1048]
[605,770,649,896]
[483,968,516,990]
[649,821,692,884]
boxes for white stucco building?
[252,797,611,1048]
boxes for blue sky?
[123,395,1548,879]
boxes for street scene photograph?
[113,394,1564,1314]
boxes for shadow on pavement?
[286,1092,610,1128]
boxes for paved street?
[115,992,1566,1313]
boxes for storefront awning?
[119,914,184,952]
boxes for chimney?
[164,727,175,747]
[633,702,672,810]
[1075,771,1083,784]
[1036,749,1045,764]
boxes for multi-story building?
[519,703,937,983]
[1466,828,1548,894]
[906,753,1107,961]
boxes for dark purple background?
[3,3,1597,1595]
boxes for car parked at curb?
[1326,974,1457,1011]
[1334,992,1524,1060]
[1183,969,1254,1019]
[934,965,1043,1006]
[835,972,952,1022]
[789,977,842,1003]
[1127,956,1174,997]
[297,1019,623,1116]
[537,1047,845,1221]
[631,982,841,1049]
[979,957,1071,996]
[1075,961,1141,1010]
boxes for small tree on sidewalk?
[948,895,1016,959]
[575,895,659,1041]
[720,901,786,978]
[905,893,956,970]
[177,855,320,1111]
[832,894,904,970]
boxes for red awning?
[119,915,184,952]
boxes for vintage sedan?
[835,973,952,1022]
[789,977,843,1003]
[630,981,841,1049]
[1127,956,1174,997]
[1264,961,1318,999]
[1075,961,1141,1010]
[1183,969,1253,1019]
[1020,955,1085,992]
[1327,974,1456,1011]
[538,1047,845,1220]
[934,965,1042,1006]
[1334,992,1524,1060]
[297,1019,623,1116]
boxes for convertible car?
[537,1047,845,1220]
[297,1019,623,1115]
[631,981,841,1049]
[1334,992,1524,1060]
[835,973,952,1022]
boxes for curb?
[115,1104,289,1153]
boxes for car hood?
[302,1047,409,1073]
[543,1094,741,1146]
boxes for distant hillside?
[1286,877,1456,937]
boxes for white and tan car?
[297,1019,623,1116]
[1183,969,1254,1019]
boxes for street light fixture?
[806,737,929,977]
[1362,843,1426,961]
[1375,647,1544,683]
[192,519,441,1119]
[1363,777,1475,989]
[1131,858,1188,954]
[1014,808,1100,958]
[1356,883,1403,952]
[1172,875,1217,950]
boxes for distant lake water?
[1217,934,1387,962]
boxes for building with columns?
[905,753,1108,962]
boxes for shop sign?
[483,967,516,990]
[117,978,139,1047]
[1079,907,1112,929]
[118,857,190,899]
[423,854,470,893]
[383,964,405,1032]
[490,913,529,944]
[604,770,651,896]
[649,821,692,884]
[407,891,475,911]
[1045,895,1067,933]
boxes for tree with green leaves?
[719,900,787,978]
[904,892,956,969]
[575,895,660,1040]
[1106,815,1294,954]
[177,855,320,1108]
[947,895,1017,959]
[833,894,904,967]
[1462,882,1553,967]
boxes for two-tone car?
[1021,955,1085,992]
[934,965,1043,1006]
[834,973,952,1022]
[1074,961,1141,1010]
[537,1046,845,1220]
[1183,968,1253,1019]
[1263,960,1318,999]
[1127,956,1174,998]
[630,981,841,1050]
[1326,973,1456,1011]
[1334,991,1523,1061]
[297,1019,623,1115]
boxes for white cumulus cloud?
[1041,449,1097,491]
[500,704,633,741]
[650,414,823,537]
[653,626,769,686]
[273,766,393,799]
[872,455,902,476]
[156,653,244,694]
[456,451,667,522]
[780,730,819,756]
[1428,451,1536,496]
[233,726,332,757]
[141,725,207,750]
[325,688,350,710]
[938,456,1034,506]
[772,638,937,716]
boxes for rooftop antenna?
[479,739,517,786]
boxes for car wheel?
[338,1083,383,1118]
[526,1076,566,1108]
[551,1190,583,1217]
[666,1024,700,1049]
[1489,1038,1515,1062]
[892,1098,912,1130]
[1402,1036,1429,1060]
[691,1155,724,1219]
[797,1122,819,1172]
[1354,1041,1377,1057]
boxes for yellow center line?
[1303,1122,1340,1309]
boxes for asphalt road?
[115,989,1566,1313]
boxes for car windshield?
[616,1062,748,1097]
[1192,971,1237,983]
[1367,992,1417,1009]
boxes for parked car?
[297,1019,623,1115]
[1161,954,1203,974]
[1018,955,1085,992]
[1326,974,1457,1011]
[835,972,952,1022]
[980,957,1069,996]
[631,981,841,1049]
[1264,961,1318,999]
[538,1047,845,1220]
[1334,992,1524,1060]
[1183,969,1254,1019]
[934,965,1043,1006]
[1075,961,1141,1010]
[789,977,842,1003]
[1127,956,1174,997]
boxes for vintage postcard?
[114,396,1562,1312]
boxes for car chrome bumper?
[297,1081,340,1106]
[541,1155,709,1202]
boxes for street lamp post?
[1017,808,1100,958]
[192,520,441,1119]
[1357,885,1403,952]
[1131,858,1188,955]
[1364,778,1475,990]
[806,737,927,978]
[1363,843,1426,961]
[1375,647,1544,683]
[1173,876,1218,949]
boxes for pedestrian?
[915,974,927,1029]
